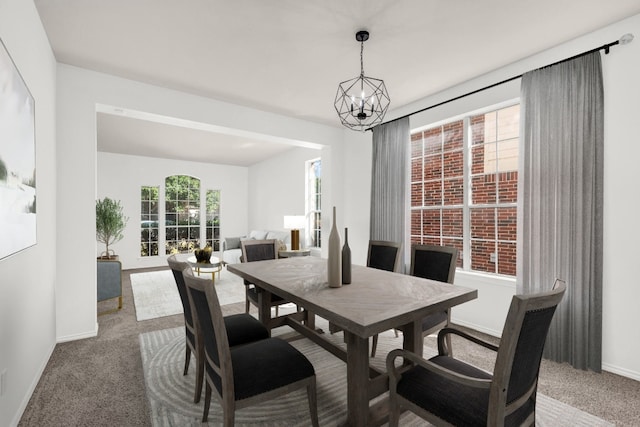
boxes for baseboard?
[9,340,56,427]
[56,322,98,343]
[451,318,502,338]
[602,362,640,382]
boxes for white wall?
[97,152,250,269]
[341,14,640,379]
[56,63,344,343]
[248,147,322,246]
[0,1,57,426]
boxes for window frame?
[410,100,520,277]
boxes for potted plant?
[96,197,129,260]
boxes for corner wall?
[0,1,57,425]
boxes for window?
[205,189,221,251]
[306,158,322,248]
[140,186,159,257]
[165,175,201,255]
[410,103,519,276]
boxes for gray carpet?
[140,323,613,426]
[17,266,640,426]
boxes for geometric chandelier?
[334,30,390,131]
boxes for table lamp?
[283,215,306,251]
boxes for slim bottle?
[328,206,341,287]
[342,228,351,284]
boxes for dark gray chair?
[396,244,459,356]
[367,239,403,273]
[183,267,319,426]
[240,239,292,318]
[167,255,269,403]
[386,279,566,427]
[366,240,403,357]
[97,259,122,314]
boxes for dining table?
[227,256,477,427]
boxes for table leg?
[402,320,423,357]
[344,331,370,426]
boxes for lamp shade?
[283,215,306,230]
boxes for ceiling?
[35,0,640,166]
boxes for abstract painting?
[0,38,36,260]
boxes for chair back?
[241,239,278,263]
[167,254,194,328]
[410,244,458,284]
[183,267,233,397]
[488,279,567,423]
[367,240,402,272]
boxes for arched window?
[165,175,201,254]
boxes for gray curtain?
[370,117,410,248]
[517,52,603,371]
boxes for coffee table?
[187,256,222,283]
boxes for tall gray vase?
[342,228,351,284]
[327,206,341,288]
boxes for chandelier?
[334,30,390,131]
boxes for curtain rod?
[366,33,634,132]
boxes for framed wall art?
[0,38,36,260]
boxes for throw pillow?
[249,230,268,240]
[225,237,241,250]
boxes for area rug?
[139,321,613,426]
[131,269,245,321]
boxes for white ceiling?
[35,0,640,165]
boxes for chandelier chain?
[360,40,365,78]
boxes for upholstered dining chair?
[183,267,319,426]
[167,254,269,403]
[367,240,403,273]
[240,239,293,318]
[366,240,403,356]
[400,244,459,356]
[386,279,566,427]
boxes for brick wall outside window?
[410,104,519,276]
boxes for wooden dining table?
[227,256,477,427]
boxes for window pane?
[442,208,463,238]
[140,186,159,257]
[470,208,495,240]
[410,103,519,277]
[410,183,422,207]
[422,209,441,236]
[423,154,441,180]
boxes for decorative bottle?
[342,228,351,284]
[328,206,341,288]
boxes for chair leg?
[194,355,204,403]
[275,305,279,317]
[245,297,250,313]
[394,329,399,338]
[388,394,400,427]
[183,345,191,375]
[223,395,235,427]
[307,377,319,427]
[371,334,379,358]
[202,382,212,422]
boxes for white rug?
[130,269,245,321]
[140,321,614,426]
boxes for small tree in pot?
[96,197,129,260]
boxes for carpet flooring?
[17,266,640,426]
[140,324,613,426]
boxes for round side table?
[187,256,222,283]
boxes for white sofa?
[222,230,290,265]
